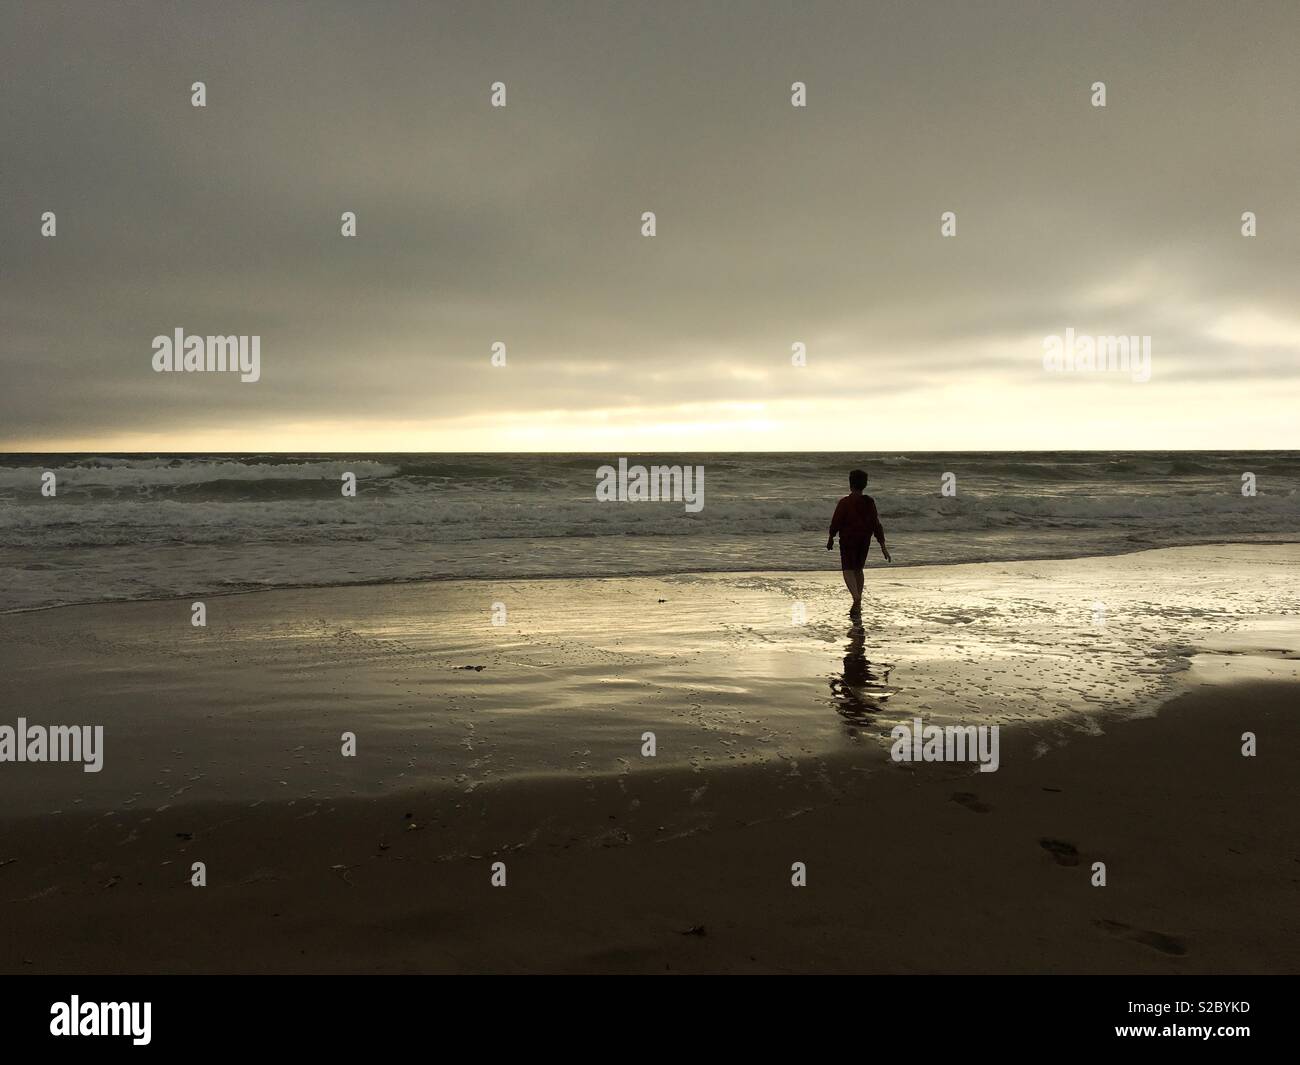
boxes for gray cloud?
[2,0,1298,446]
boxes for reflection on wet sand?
[828,623,897,723]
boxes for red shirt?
[829,493,885,543]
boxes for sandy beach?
[0,543,1296,973]
[5,0,1300,1005]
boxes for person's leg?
[845,569,863,613]
[841,538,864,611]
[841,568,857,602]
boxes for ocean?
[1,451,1296,612]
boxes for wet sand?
[2,544,1297,816]
[0,545,1297,972]
[0,679,1295,974]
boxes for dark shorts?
[839,535,869,570]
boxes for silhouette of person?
[826,467,890,616]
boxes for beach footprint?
[950,792,992,814]
[1038,837,1079,866]
[1095,919,1188,957]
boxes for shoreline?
[1,544,1296,818]
[6,536,1300,617]
[1,543,1295,972]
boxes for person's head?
[848,468,868,492]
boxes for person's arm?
[870,498,891,562]
[826,499,844,550]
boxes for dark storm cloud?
[2,0,1297,445]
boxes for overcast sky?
[2,0,1297,451]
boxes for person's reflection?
[829,622,893,723]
